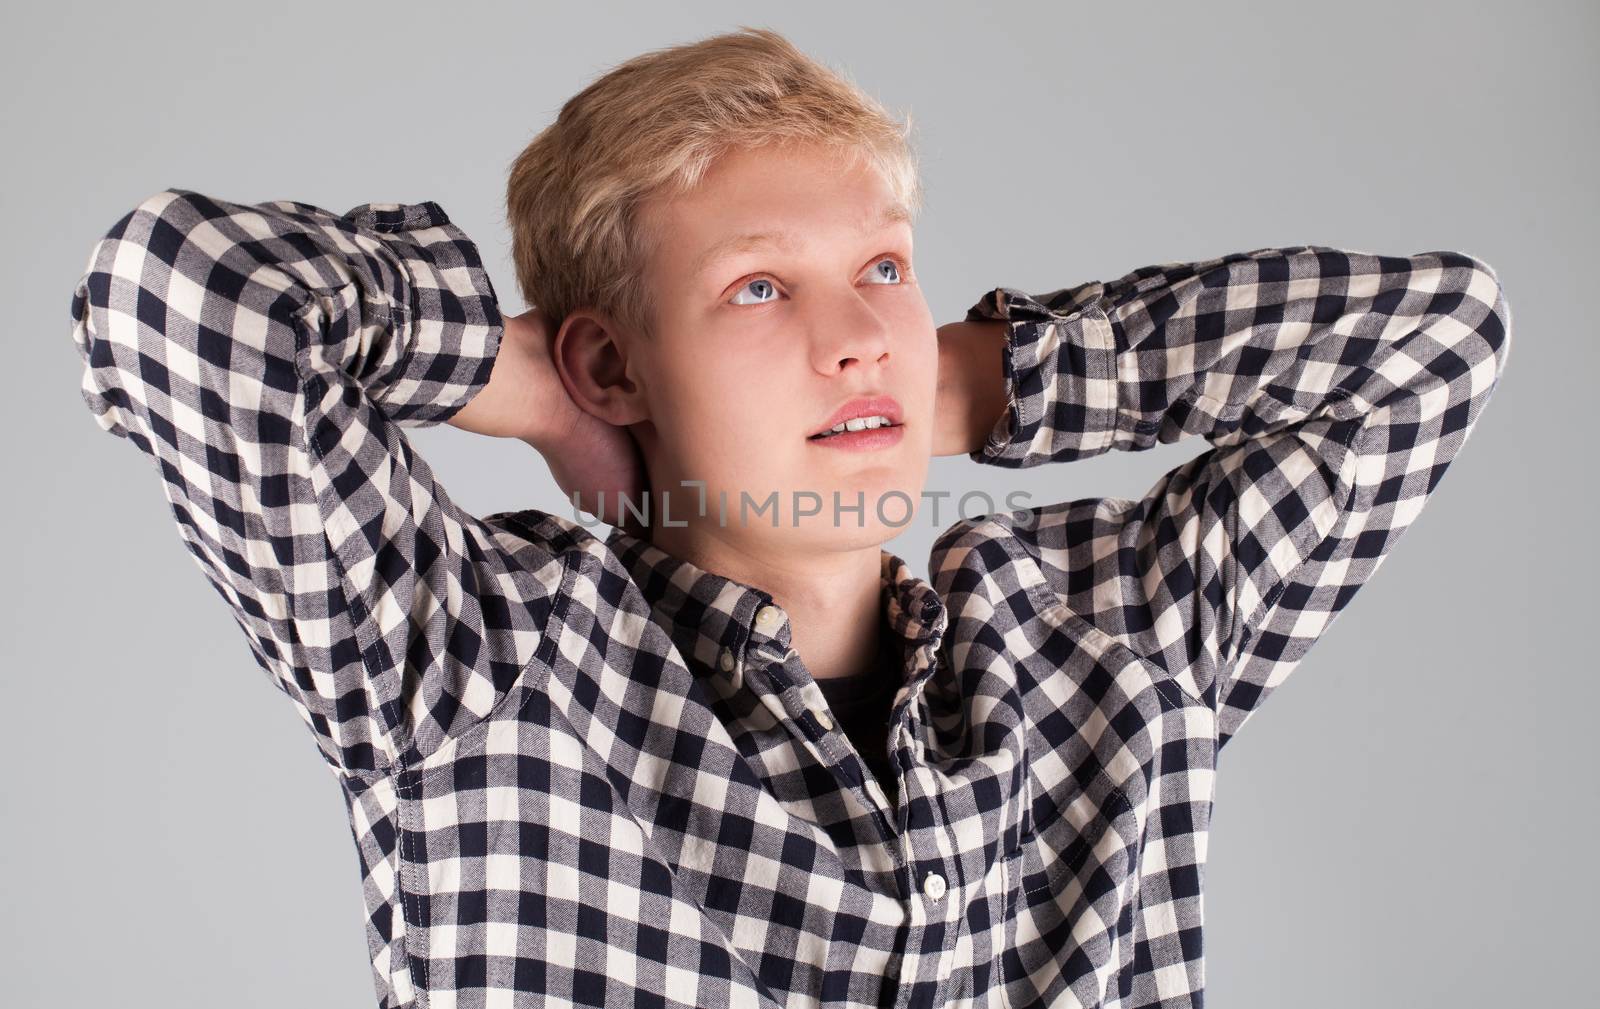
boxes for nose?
[808,288,893,376]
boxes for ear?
[550,308,651,427]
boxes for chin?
[799,477,928,544]
[766,519,905,555]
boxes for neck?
[646,519,885,683]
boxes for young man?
[67,26,1510,1009]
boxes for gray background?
[4,1,1592,1004]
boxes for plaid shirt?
[68,189,1511,1009]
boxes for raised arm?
[937,245,1512,746]
[68,189,572,777]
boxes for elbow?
[78,189,202,314]
[70,189,211,400]
[125,188,204,272]
[1473,255,1512,378]
[1445,250,1513,377]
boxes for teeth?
[821,414,892,436]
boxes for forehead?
[688,203,912,279]
[645,143,911,277]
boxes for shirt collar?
[602,526,947,694]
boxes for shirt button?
[923,872,946,901]
[754,605,783,629]
[718,648,735,672]
[812,707,835,732]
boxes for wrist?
[934,320,1010,456]
[448,308,564,443]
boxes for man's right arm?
[69,188,572,777]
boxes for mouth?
[807,394,904,441]
[807,419,904,442]
[807,416,906,452]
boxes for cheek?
[896,326,941,407]
[665,375,791,475]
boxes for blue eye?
[729,277,778,306]
[866,257,902,284]
[726,256,908,306]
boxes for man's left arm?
[936,246,1512,747]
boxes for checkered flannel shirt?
[68,189,1511,1008]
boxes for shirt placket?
[888,705,964,1009]
[734,602,905,848]
[738,601,965,1008]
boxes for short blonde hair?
[504,26,923,340]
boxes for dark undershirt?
[814,623,903,809]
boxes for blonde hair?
[504,26,923,340]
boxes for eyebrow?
[691,203,913,279]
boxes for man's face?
[628,141,937,553]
